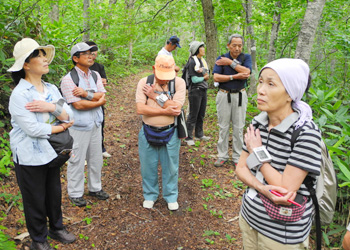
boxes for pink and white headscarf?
[260,58,312,129]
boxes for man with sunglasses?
[60,42,109,207]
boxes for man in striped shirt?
[61,42,109,207]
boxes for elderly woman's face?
[257,68,292,113]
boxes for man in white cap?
[136,55,186,210]
[60,42,109,207]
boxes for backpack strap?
[70,67,80,86]
[70,67,98,87]
[146,74,155,86]
[304,176,322,250]
[291,124,321,250]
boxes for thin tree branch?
[1,0,41,40]
[136,0,175,24]
[311,49,338,72]
[135,0,148,18]
[279,35,298,58]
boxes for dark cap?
[169,35,181,48]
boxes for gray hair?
[228,34,244,45]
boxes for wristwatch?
[230,59,241,70]
[233,59,241,65]
[156,93,168,107]
[246,146,272,170]
[229,75,233,81]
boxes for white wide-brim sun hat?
[7,38,55,72]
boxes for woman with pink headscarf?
[236,58,322,249]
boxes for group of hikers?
[6,34,350,250]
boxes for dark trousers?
[186,87,207,139]
[14,161,63,243]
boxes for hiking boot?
[48,228,76,244]
[88,190,109,200]
[69,196,86,207]
[30,241,54,250]
[102,151,111,158]
[185,139,195,146]
[143,200,155,209]
[214,159,227,167]
[168,202,179,211]
[195,136,211,141]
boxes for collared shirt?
[241,111,322,244]
[9,79,73,165]
[60,66,106,131]
[157,47,173,57]
[61,66,106,104]
[213,52,252,90]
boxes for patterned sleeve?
[60,74,81,104]
[287,122,322,175]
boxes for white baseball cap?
[70,42,94,59]
[7,38,55,72]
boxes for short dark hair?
[72,52,81,65]
[228,34,244,45]
[194,45,204,56]
[11,49,46,85]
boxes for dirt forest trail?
[5,69,244,250]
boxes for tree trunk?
[268,1,281,62]
[125,0,136,65]
[295,0,326,63]
[83,0,90,41]
[50,0,59,23]
[242,0,258,97]
[200,0,218,74]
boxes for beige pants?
[216,90,247,163]
[239,214,309,250]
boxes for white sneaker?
[102,151,111,158]
[143,200,154,209]
[168,202,179,211]
[185,139,195,146]
[195,136,211,141]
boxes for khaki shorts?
[239,214,309,250]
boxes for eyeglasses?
[80,51,93,56]
[91,52,97,56]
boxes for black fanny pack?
[143,124,175,146]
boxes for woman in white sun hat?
[8,38,75,250]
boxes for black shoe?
[88,189,109,200]
[30,241,54,250]
[48,228,76,244]
[69,196,86,207]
